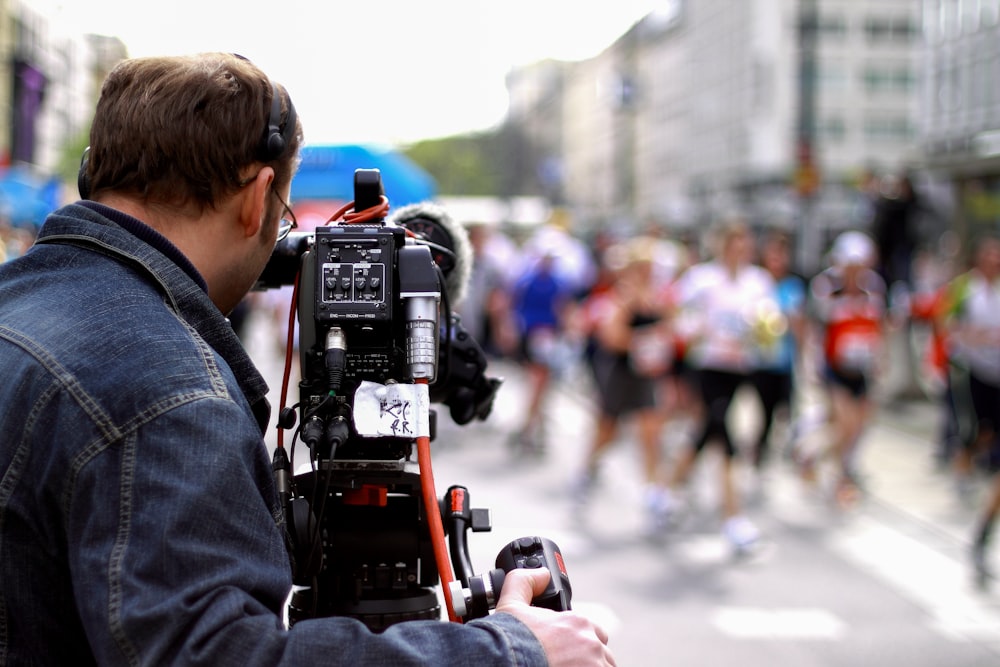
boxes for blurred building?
[0,1,124,173]
[921,0,1000,245]
[507,0,925,272]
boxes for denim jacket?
[0,204,546,666]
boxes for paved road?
[243,310,1000,666]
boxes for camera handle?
[448,536,572,620]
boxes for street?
[243,310,1000,666]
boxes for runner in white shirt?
[944,235,1000,586]
[661,220,776,554]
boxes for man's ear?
[239,166,275,239]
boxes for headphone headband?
[261,82,297,162]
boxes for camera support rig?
[262,169,569,632]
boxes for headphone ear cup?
[260,82,297,162]
[260,83,286,162]
[78,147,91,200]
[265,131,285,161]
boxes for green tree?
[404,123,543,198]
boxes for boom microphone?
[388,202,473,305]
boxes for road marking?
[830,515,1000,644]
[712,606,847,640]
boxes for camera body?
[287,220,439,628]
[260,169,564,631]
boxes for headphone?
[78,80,298,200]
[260,81,298,162]
[77,147,92,200]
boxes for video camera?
[255,169,570,631]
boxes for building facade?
[0,1,124,175]
[921,0,1000,244]
[507,0,926,270]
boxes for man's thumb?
[497,567,552,606]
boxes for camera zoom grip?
[495,536,572,612]
[447,536,572,620]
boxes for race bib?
[835,333,877,375]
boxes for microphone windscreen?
[388,202,473,305]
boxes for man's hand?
[494,568,616,667]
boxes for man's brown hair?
[86,52,302,210]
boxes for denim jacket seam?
[0,325,123,444]
[65,392,236,667]
[2,317,233,466]
[34,233,180,313]
[105,431,141,666]
[176,314,231,398]
[63,389,232,518]
[36,218,268,429]
[0,325,232,528]
[0,379,62,666]
[34,232,232,399]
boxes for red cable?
[276,270,300,451]
[415,377,461,623]
[325,196,390,225]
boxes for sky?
[38,0,660,147]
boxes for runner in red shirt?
[803,231,887,507]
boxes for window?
[864,15,919,42]
[818,64,849,92]
[818,116,847,142]
[860,64,916,94]
[818,14,848,38]
[863,116,914,141]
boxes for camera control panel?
[314,226,401,323]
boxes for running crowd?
[454,211,1000,589]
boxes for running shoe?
[723,515,760,555]
[569,469,598,508]
[643,486,678,534]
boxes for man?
[0,53,613,666]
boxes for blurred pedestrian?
[872,172,925,295]
[800,230,887,507]
[455,222,519,358]
[661,219,776,553]
[571,237,676,534]
[748,230,806,478]
[972,469,1000,588]
[506,250,578,455]
[942,235,1000,503]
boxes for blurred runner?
[800,230,887,508]
[455,222,520,358]
[939,235,1000,586]
[506,250,577,455]
[749,229,806,477]
[973,466,1000,589]
[570,237,676,535]
[662,220,775,554]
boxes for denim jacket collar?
[34,202,271,433]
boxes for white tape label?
[353,381,431,438]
